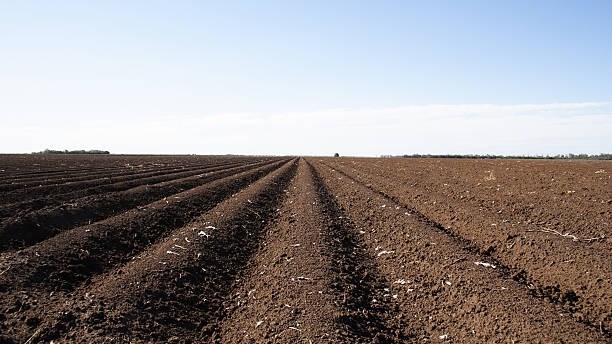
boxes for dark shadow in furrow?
[0,160,239,187]
[0,157,230,181]
[0,160,255,219]
[319,161,610,338]
[0,165,107,176]
[0,166,130,186]
[307,162,412,343]
[41,160,298,343]
[0,161,275,253]
[2,166,109,177]
[2,159,262,189]
[0,163,182,182]
[0,161,289,296]
[167,162,297,342]
[0,165,165,192]
[0,160,256,204]
[0,163,160,188]
[0,171,113,189]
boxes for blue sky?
[1,1,611,155]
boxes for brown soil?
[310,158,607,342]
[0,155,608,343]
[0,160,274,252]
[318,157,611,334]
[0,158,265,206]
[217,160,409,343]
[0,161,228,219]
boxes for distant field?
[0,155,609,342]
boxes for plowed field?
[0,155,609,343]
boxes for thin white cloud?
[1,102,610,155]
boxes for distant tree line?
[33,149,110,155]
[380,153,612,160]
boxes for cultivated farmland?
[0,155,609,343]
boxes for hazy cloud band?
[2,102,610,156]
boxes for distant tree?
[33,149,110,155]
[334,153,340,157]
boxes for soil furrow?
[309,158,606,342]
[215,159,343,342]
[16,159,298,343]
[0,166,128,187]
[0,165,112,178]
[0,155,239,180]
[216,159,408,343]
[0,161,275,252]
[0,157,261,188]
[342,158,610,239]
[0,160,259,221]
[0,159,287,307]
[306,161,412,343]
[0,155,607,343]
[0,163,144,182]
[0,163,202,192]
[0,160,258,205]
[321,158,611,333]
[0,161,193,188]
